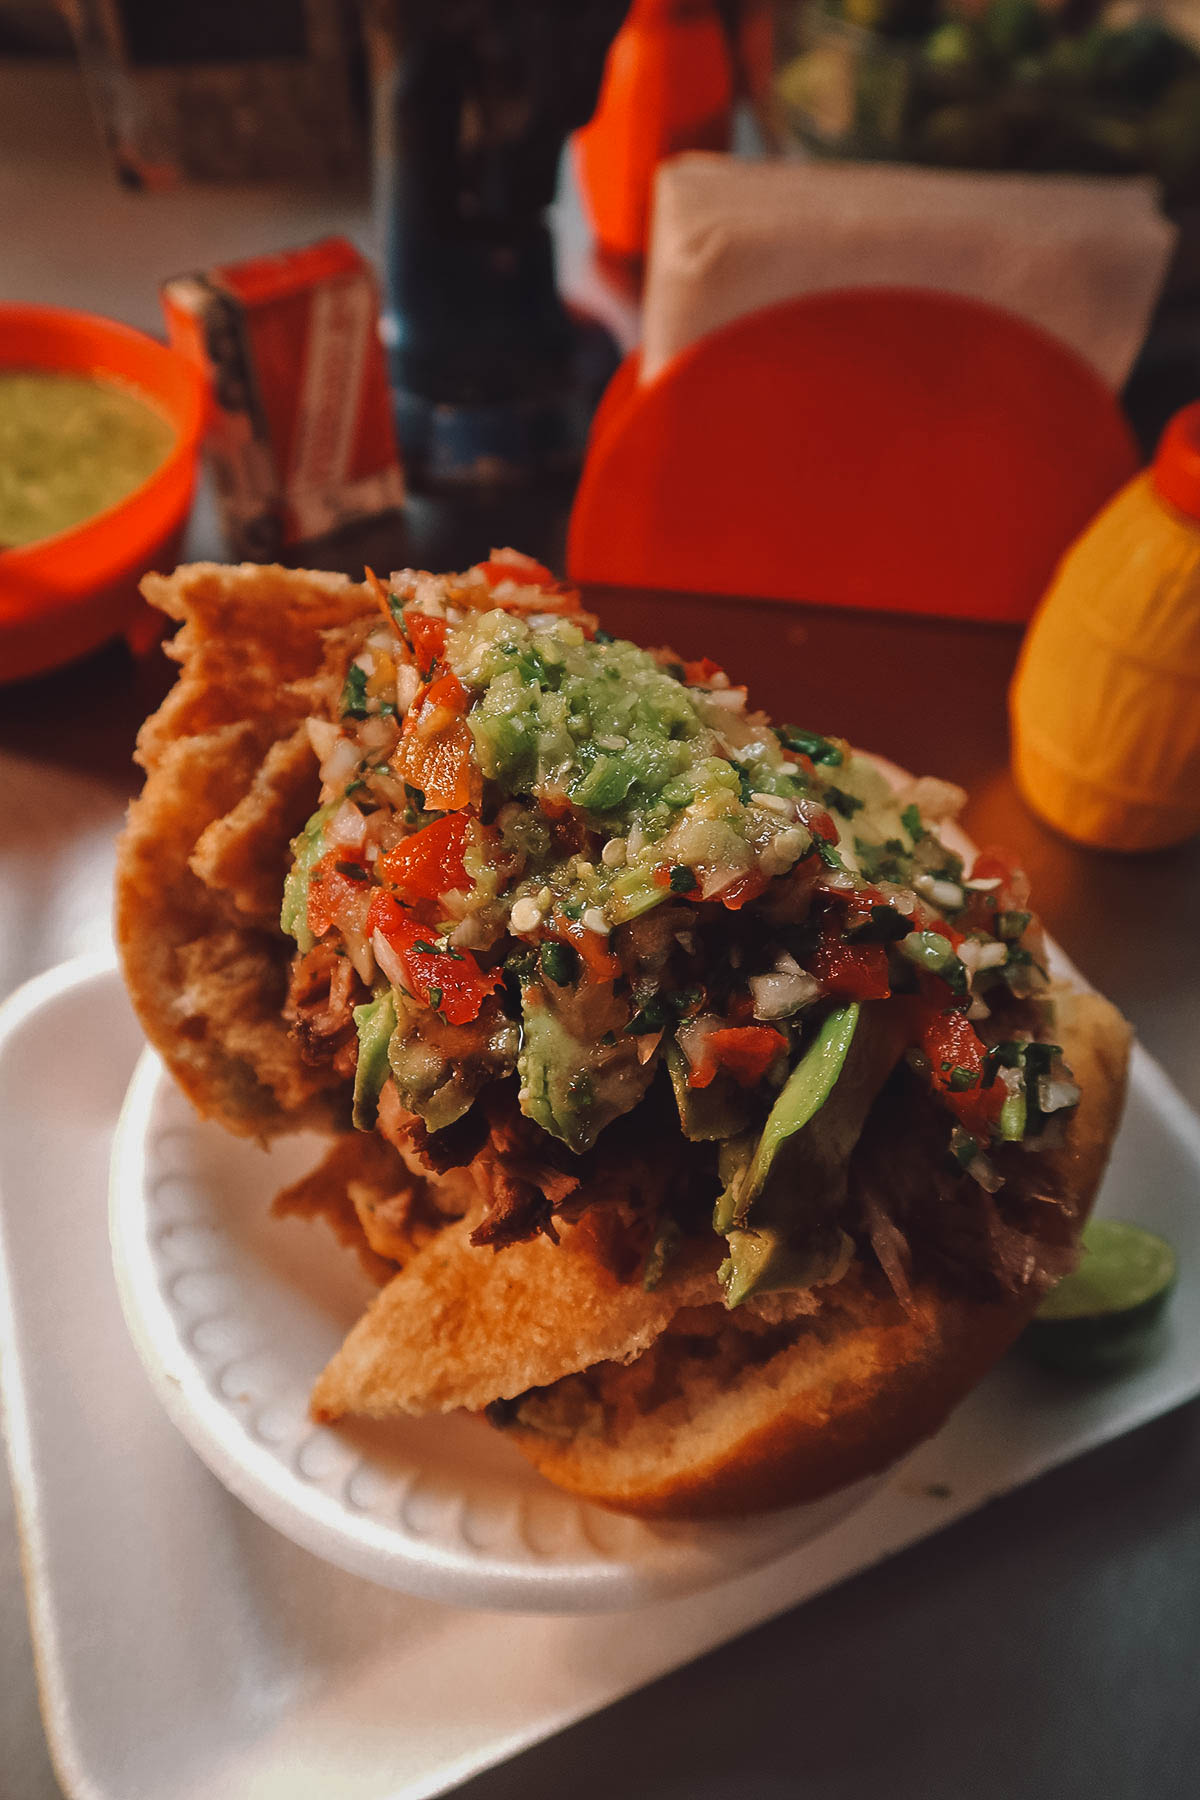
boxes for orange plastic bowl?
[0,304,208,683]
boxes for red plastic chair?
[568,288,1138,622]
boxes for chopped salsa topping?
[281,550,1075,1292]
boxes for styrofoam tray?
[4,954,1200,1800]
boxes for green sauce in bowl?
[0,370,177,548]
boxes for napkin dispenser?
[568,156,1168,618]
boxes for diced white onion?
[353,650,374,675]
[320,735,360,790]
[699,864,743,898]
[751,969,820,1020]
[759,829,810,883]
[750,791,794,816]
[306,717,340,761]
[967,1153,1005,1193]
[702,687,748,712]
[371,929,407,990]
[964,875,1003,892]
[343,927,375,985]
[915,874,965,910]
[582,906,610,936]
[1038,1076,1081,1114]
[328,800,366,848]
[450,915,490,949]
[967,996,991,1021]
[677,1013,720,1077]
[601,838,626,868]
[635,1031,662,1066]
[359,716,394,753]
[395,662,421,715]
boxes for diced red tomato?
[719,870,767,911]
[379,813,475,905]
[366,892,501,1025]
[915,1005,1003,1135]
[961,848,1028,934]
[406,611,448,678]
[392,670,478,812]
[688,1025,785,1090]
[681,656,724,686]
[810,932,891,1001]
[478,555,556,588]
[970,852,1016,887]
[306,853,370,940]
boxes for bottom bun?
[501,988,1132,1519]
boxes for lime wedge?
[1022,1219,1178,1374]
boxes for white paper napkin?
[642,153,1177,391]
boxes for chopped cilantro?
[996,909,1032,941]
[339,663,370,719]
[427,986,443,1011]
[540,941,579,985]
[669,865,698,893]
[626,995,670,1034]
[823,786,863,817]
[948,1066,979,1092]
[855,837,908,883]
[593,629,615,645]
[813,835,847,871]
[776,725,843,766]
[334,861,369,881]
[901,803,922,840]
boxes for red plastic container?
[574,0,734,261]
[0,304,207,683]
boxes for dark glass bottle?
[368,0,629,487]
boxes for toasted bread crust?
[116,563,366,1136]
[502,989,1132,1517]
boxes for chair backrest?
[568,287,1139,622]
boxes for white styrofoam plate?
[108,1047,882,1612]
[94,774,1094,1612]
[6,956,1200,1800]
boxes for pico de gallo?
[281,551,1080,1306]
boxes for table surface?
[3,56,1200,1800]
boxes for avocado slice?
[664,1041,751,1142]
[352,991,397,1130]
[280,801,336,953]
[716,1002,904,1308]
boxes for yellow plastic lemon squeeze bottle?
[1010,400,1200,852]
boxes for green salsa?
[0,370,175,548]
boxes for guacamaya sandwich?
[117,554,1131,1519]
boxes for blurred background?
[3,10,1200,1800]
